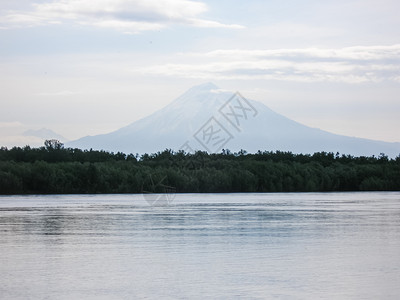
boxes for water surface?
[1,192,400,299]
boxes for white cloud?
[0,0,243,33]
[0,135,45,148]
[36,90,82,97]
[141,45,400,83]
[0,122,24,130]
[86,19,164,33]
[200,45,400,61]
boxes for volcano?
[67,83,400,157]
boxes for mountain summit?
[67,83,400,157]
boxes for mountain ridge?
[67,83,400,157]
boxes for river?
[1,192,399,299]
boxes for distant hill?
[23,128,66,141]
[67,83,400,157]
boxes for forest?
[0,140,399,194]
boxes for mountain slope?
[67,83,400,157]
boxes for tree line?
[0,140,399,194]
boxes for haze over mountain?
[23,128,66,141]
[67,83,400,157]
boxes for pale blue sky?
[0,0,399,147]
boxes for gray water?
[1,192,400,299]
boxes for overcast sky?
[1,0,399,147]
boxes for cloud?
[0,121,24,129]
[140,45,400,83]
[0,135,42,148]
[0,0,243,33]
[0,122,66,148]
[36,90,81,97]
[23,128,66,141]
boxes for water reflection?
[0,192,400,299]
[40,210,66,236]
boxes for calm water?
[1,192,400,299]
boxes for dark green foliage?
[0,144,399,194]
